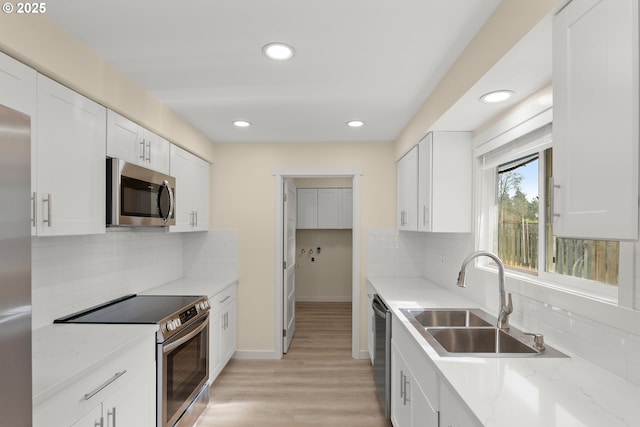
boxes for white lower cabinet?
[391,317,439,427]
[34,333,155,427]
[439,382,482,427]
[209,282,237,382]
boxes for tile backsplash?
[367,229,640,387]
[32,229,238,330]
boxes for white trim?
[359,350,371,361]
[274,168,362,360]
[232,350,280,360]
[296,296,353,302]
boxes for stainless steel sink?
[404,308,492,328]
[400,307,567,358]
[428,327,536,354]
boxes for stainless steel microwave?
[106,158,176,227]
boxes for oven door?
[158,312,209,427]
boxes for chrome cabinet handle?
[146,140,151,163]
[423,205,428,227]
[139,139,145,160]
[31,192,36,227]
[219,295,231,304]
[107,407,116,427]
[83,370,127,401]
[403,376,411,405]
[43,194,52,227]
[400,370,405,399]
[95,417,103,427]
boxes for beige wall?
[210,141,395,352]
[1,2,565,356]
[0,14,214,161]
[395,0,563,159]
[296,229,353,301]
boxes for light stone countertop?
[368,277,640,427]
[32,274,238,407]
[32,323,157,406]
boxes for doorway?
[274,169,362,360]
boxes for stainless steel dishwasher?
[372,294,391,420]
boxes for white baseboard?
[359,350,372,361]
[232,350,281,360]
[295,296,353,302]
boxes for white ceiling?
[43,0,550,144]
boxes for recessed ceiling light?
[263,43,295,61]
[479,90,515,104]
[346,120,365,128]
[233,120,251,128]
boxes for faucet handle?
[523,332,545,351]
[506,292,513,314]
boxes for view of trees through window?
[497,149,619,286]
[497,155,539,273]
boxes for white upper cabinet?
[397,146,418,231]
[297,188,352,229]
[169,144,210,232]
[418,132,471,233]
[552,0,639,240]
[0,52,36,115]
[0,53,38,235]
[35,75,106,236]
[297,189,318,229]
[398,132,471,233]
[106,109,170,174]
[338,188,353,229]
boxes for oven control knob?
[165,319,180,331]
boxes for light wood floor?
[198,302,390,427]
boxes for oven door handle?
[163,314,209,354]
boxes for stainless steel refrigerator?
[0,104,32,425]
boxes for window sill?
[476,264,640,337]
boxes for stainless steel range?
[55,294,211,427]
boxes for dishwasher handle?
[372,295,389,317]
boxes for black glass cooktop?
[54,294,204,324]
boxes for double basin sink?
[400,308,567,358]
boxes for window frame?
[476,123,633,306]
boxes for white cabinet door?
[36,74,106,236]
[210,283,237,383]
[101,370,155,427]
[439,382,482,427]
[143,128,170,174]
[221,301,237,363]
[391,340,412,427]
[169,144,210,232]
[418,131,472,233]
[317,189,339,228]
[107,109,170,174]
[297,188,318,229]
[34,333,155,427]
[338,188,353,229]
[417,134,433,232]
[552,0,639,240]
[71,404,103,427]
[0,52,37,235]
[397,146,418,231]
[106,109,142,164]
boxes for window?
[482,124,621,299]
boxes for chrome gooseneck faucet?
[456,251,513,330]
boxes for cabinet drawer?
[211,283,237,313]
[392,315,439,411]
[33,333,154,426]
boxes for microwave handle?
[162,179,175,224]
